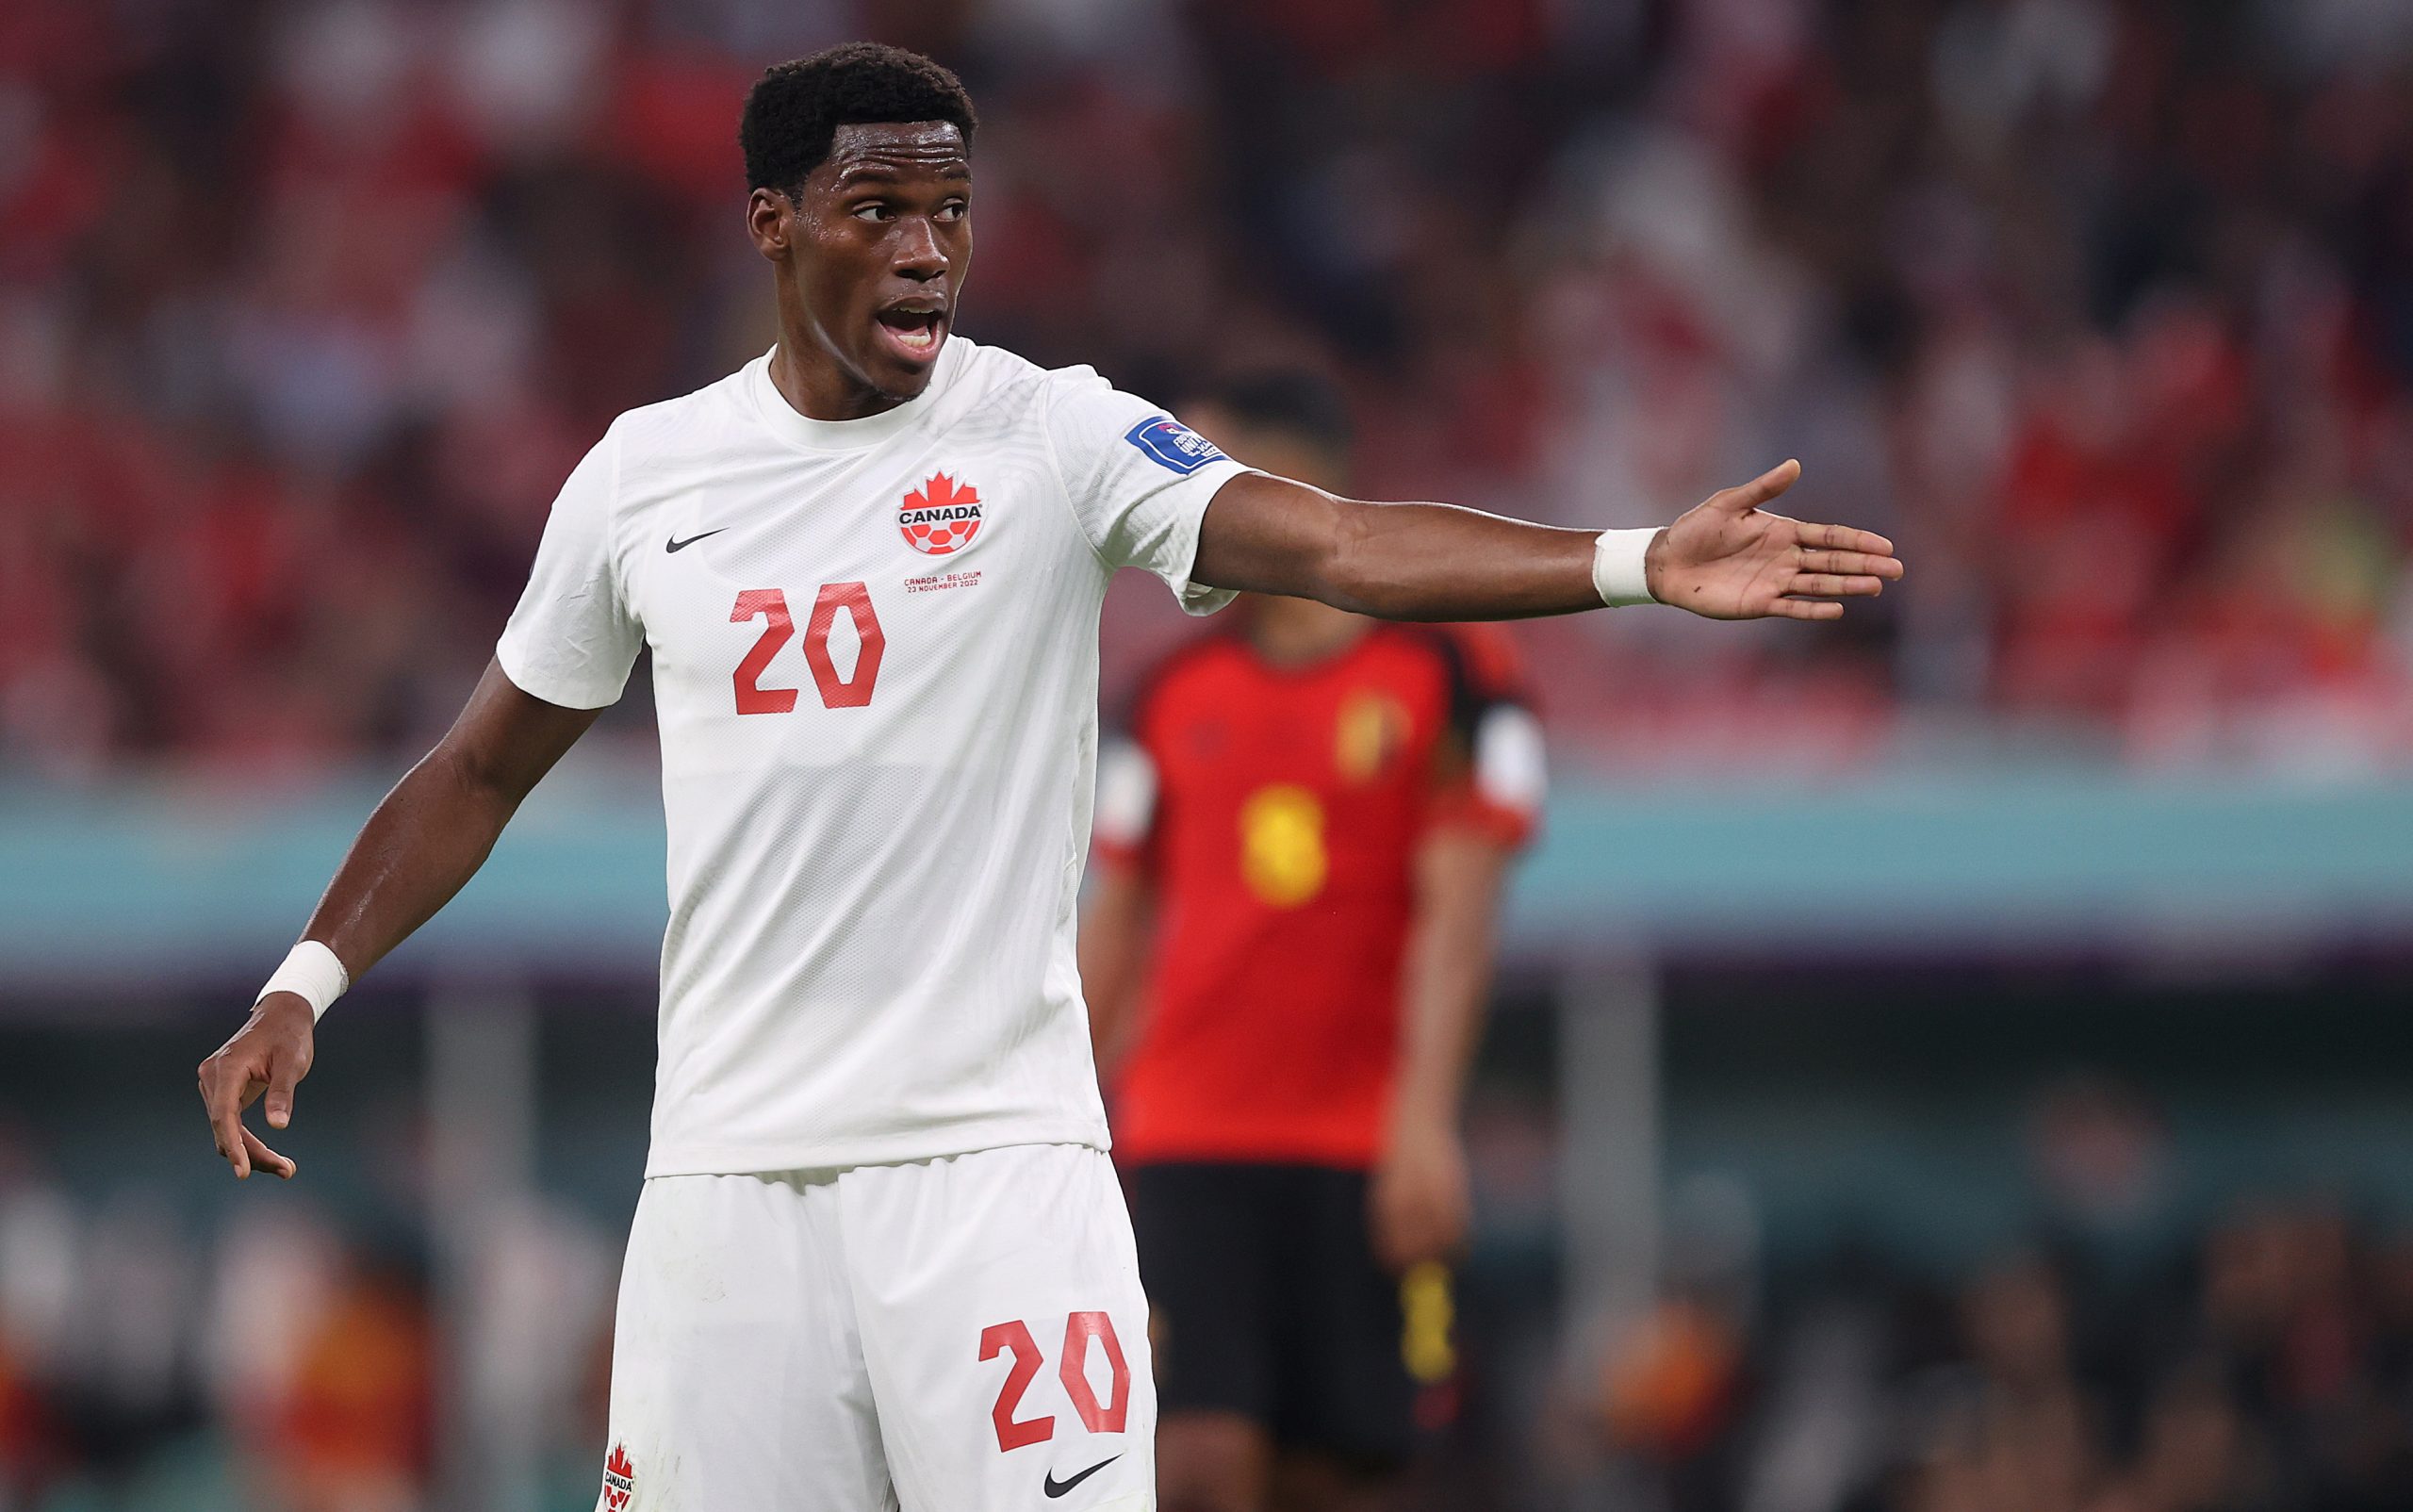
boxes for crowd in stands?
[1561,1203,2413,1512]
[0,1166,605,1512]
[1439,1073,2413,1512]
[6,0,2413,777]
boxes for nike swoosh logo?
[1042,1454,1120,1498]
[665,529,728,553]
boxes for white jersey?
[497,340,1251,1176]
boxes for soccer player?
[194,42,1900,1512]
[1080,371,1539,1512]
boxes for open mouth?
[874,308,946,363]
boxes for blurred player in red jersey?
[1082,372,1545,1512]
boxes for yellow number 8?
[1239,784,1328,908]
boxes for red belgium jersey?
[1094,619,1542,1169]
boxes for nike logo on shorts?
[665,529,728,552]
[1042,1454,1120,1498]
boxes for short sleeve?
[1464,703,1548,841]
[1424,627,1546,849]
[494,428,643,710]
[1090,735,1160,873]
[1043,369,1254,616]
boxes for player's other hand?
[1646,459,1903,622]
[197,994,314,1180]
[1370,1116,1471,1273]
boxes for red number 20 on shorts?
[978,1312,1130,1451]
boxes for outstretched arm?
[196,661,599,1179]
[1190,459,1899,621]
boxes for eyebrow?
[834,161,972,187]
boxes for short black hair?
[741,42,977,197]
[1197,370,1354,457]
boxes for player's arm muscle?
[199,661,599,1179]
[1191,471,1603,621]
[1191,463,1902,622]
[302,660,602,976]
[1076,865,1157,1077]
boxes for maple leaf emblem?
[897,470,985,555]
[907,471,977,514]
[602,1443,636,1510]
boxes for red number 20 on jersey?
[730,583,885,713]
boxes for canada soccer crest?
[899,471,983,555]
[601,1442,636,1509]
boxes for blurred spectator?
[1685,1204,2413,1512]
[255,1249,434,1512]
[2027,1074,2174,1280]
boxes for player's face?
[756,121,972,409]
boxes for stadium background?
[5,0,2413,1508]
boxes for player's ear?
[746,188,794,261]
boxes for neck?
[769,338,906,422]
[1247,597,1369,666]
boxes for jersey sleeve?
[1043,368,1255,616]
[1424,627,1547,849]
[494,427,643,710]
[1090,734,1161,875]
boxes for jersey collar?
[744,342,962,453]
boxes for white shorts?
[595,1142,1155,1511]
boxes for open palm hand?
[1647,460,1902,620]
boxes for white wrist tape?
[255,940,350,1022]
[1591,528,1660,607]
